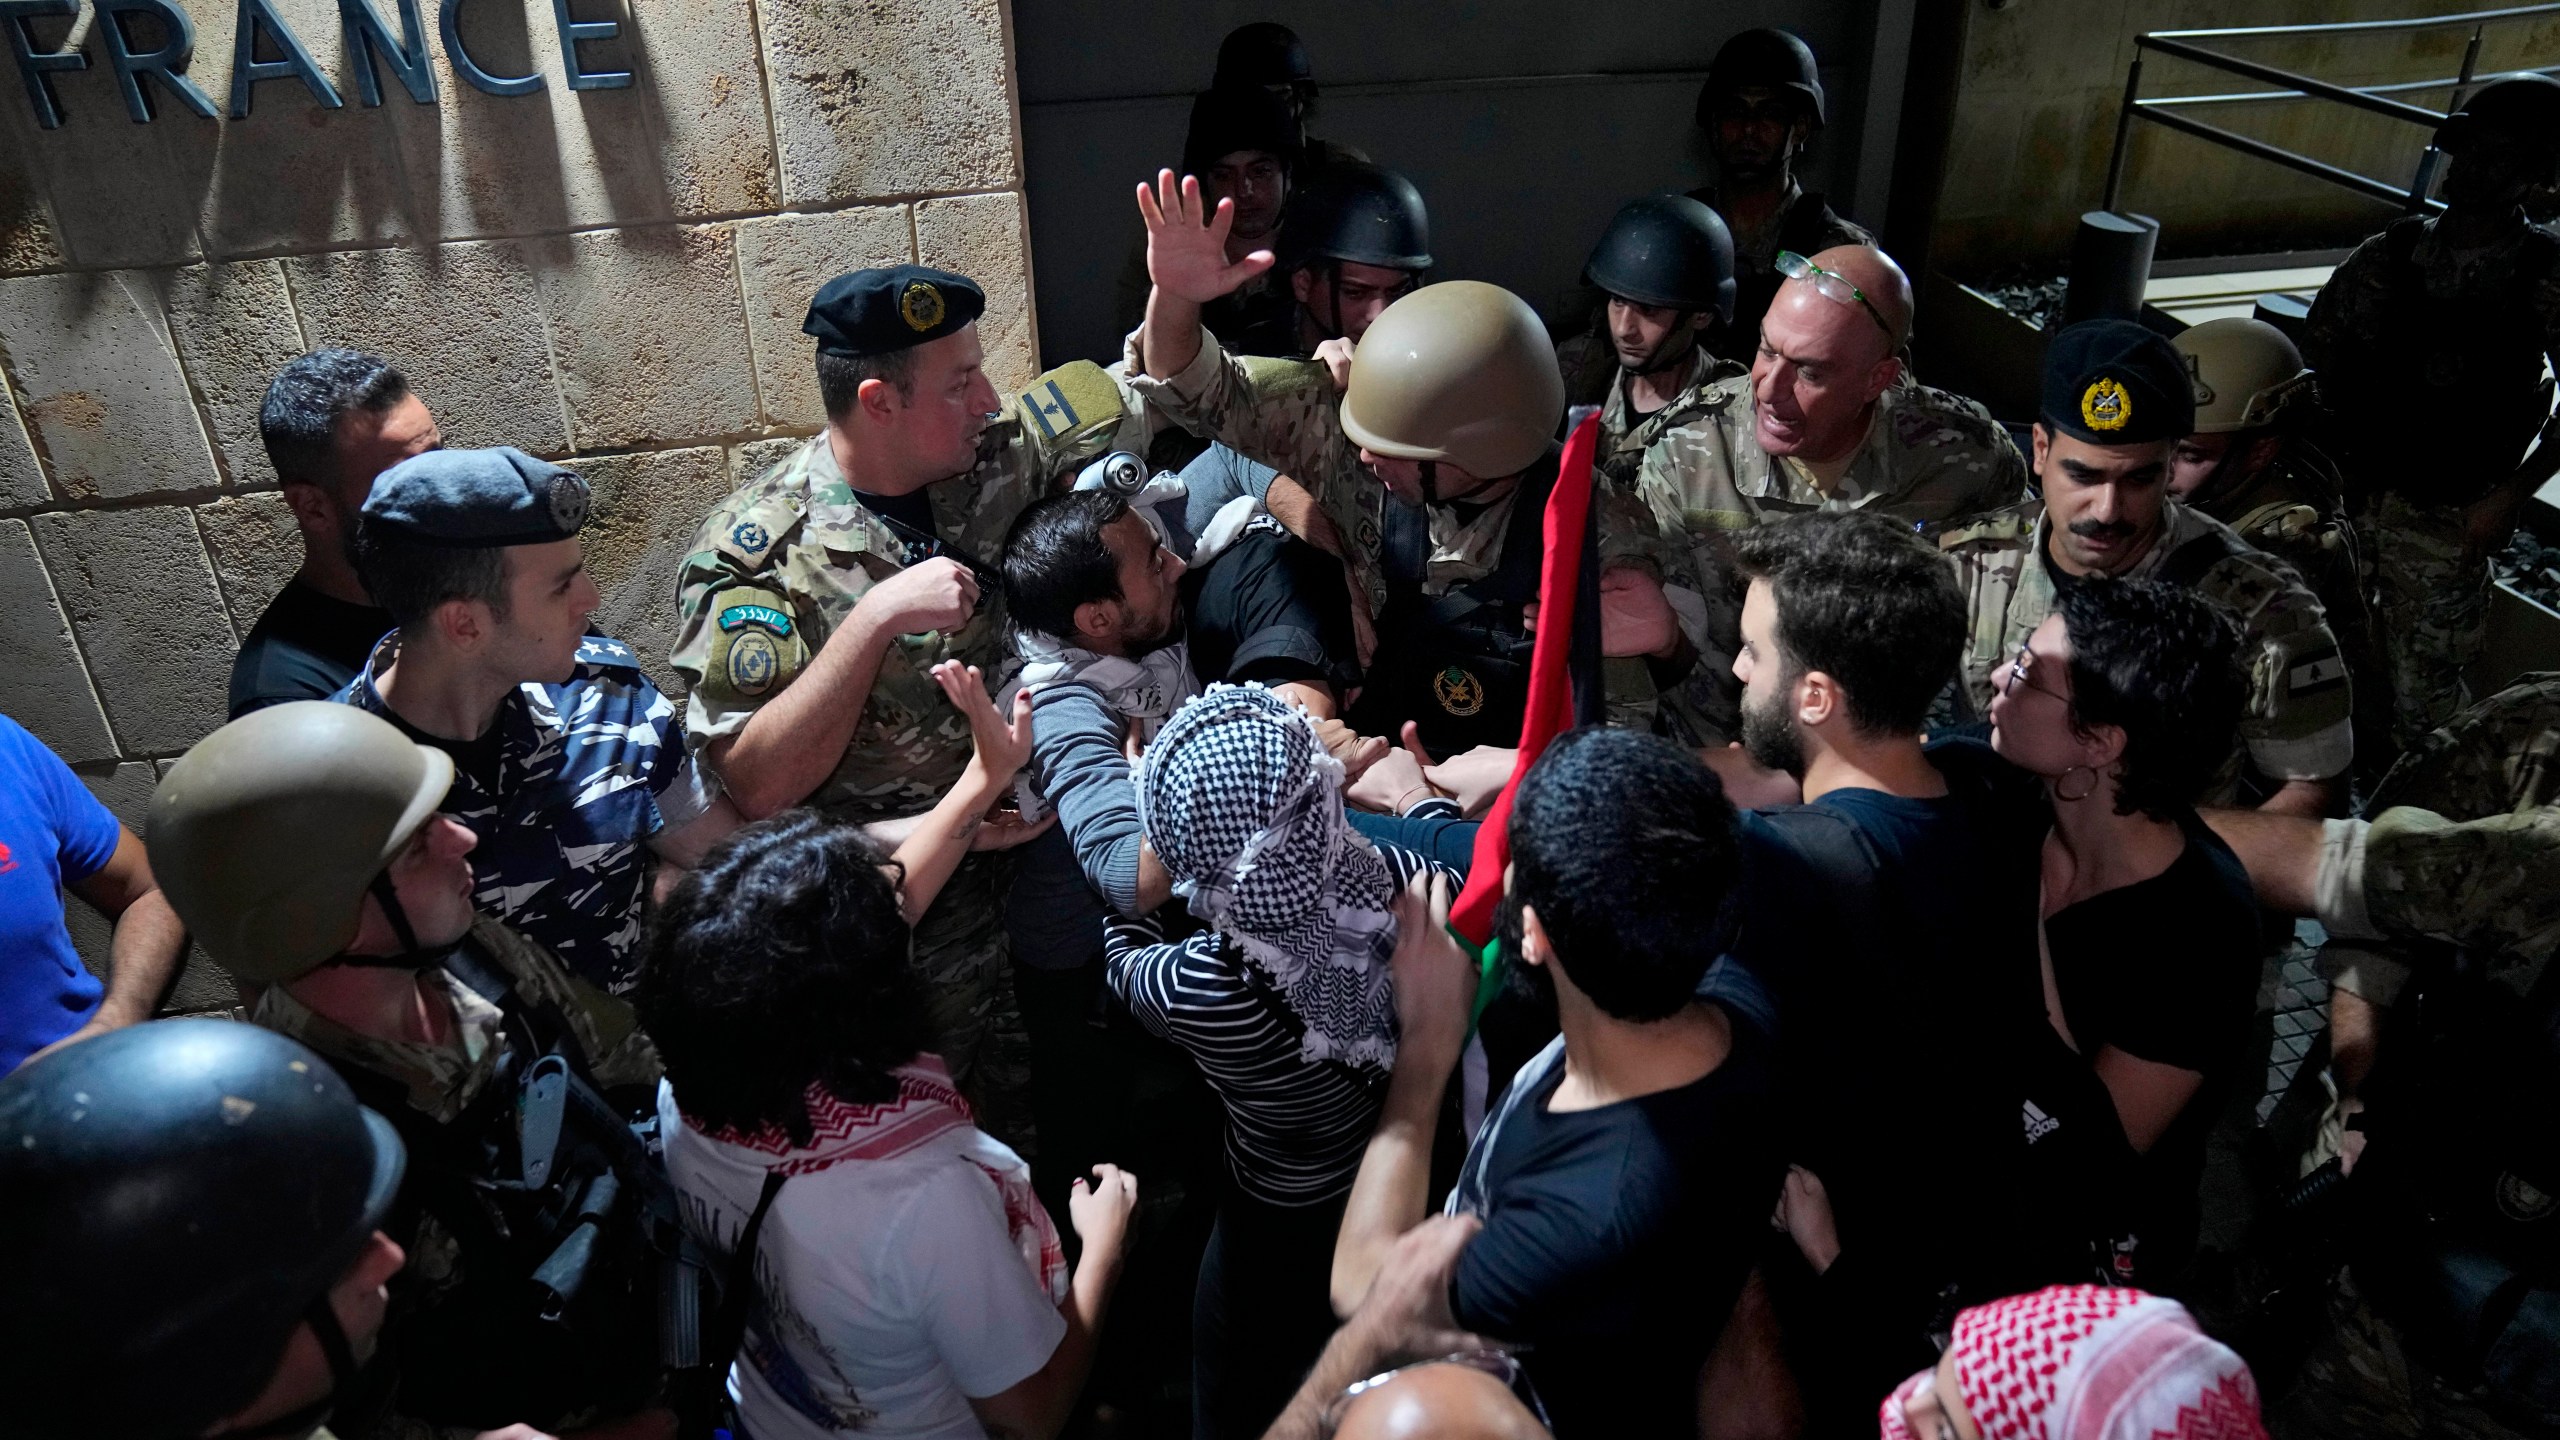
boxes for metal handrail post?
[2408,26,2488,211]
[2104,52,2146,213]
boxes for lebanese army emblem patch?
[900,281,946,332]
[1433,666,1485,717]
[2081,376,2131,433]
[728,630,782,698]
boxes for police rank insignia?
[1433,666,1485,717]
[900,281,946,332]
[2081,376,2132,433]
[730,520,772,556]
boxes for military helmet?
[1340,281,1566,479]
[0,1019,405,1440]
[1584,194,1740,323]
[2436,73,2560,158]
[147,701,456,984]
[1213,21,1312,90]
[1698,28,1827,130]
[1276,161,1433,273]
[2173,317,2316,434]
[1181,82,1302,183]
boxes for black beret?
[2041,318,2195,446]
[803,266,986,358]
[362,446,589,547]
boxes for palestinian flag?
[1449,405,1606,948]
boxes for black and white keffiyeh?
[1135,683,1401,1070]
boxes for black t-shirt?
[2045,812,2259,1265]
[227,578,395,719]
[1181,528,1360,696]
[1731,740,2123,1402]
[1450,1014,1783,1438]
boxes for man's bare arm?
[2200,806,2322,915]
[33,830,187,1066]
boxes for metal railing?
[2100,3,2560,217]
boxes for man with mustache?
[1940,319,2354,816]
[667,266,1158,1147]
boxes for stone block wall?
[0,0,1037,1002]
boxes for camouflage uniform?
[2188,442,2389,774]
[256,916,660,1440]
[668,362,1150,1151]
[2277,676,2560,1440]
[1620,371,2027,740]
[1938,500,2355,799]
[1123,325,1698,732]
[2304,214,2560,750]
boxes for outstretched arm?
[890,662,1049,923]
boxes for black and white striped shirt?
[1103,828,1460,1208]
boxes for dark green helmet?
[1698,27,1826,130]
[2437,73,2560,159]
[0,1020,405,1440]
[1212,21,1311,90]
[1584,194,1738,323]
[1276,161,1433,274]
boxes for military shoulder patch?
[718,602,794,637]
[1017,360,1128,445]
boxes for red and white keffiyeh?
[1878,1287,2267,1440]
[701,1054,1068,1303]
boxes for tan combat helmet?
[1340,280,1566,480]
[2174,317,2316,435]
[146,701,455,984]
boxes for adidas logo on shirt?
[2023,1099,2060,1144]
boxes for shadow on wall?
[1016,0,1893,370]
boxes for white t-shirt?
[658,1080,1068,1439]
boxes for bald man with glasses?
[1609,244,2028,742]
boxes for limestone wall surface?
[0,0,1036,1000]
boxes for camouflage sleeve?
[2206,554,2355,782]
[1633,402,1755,537]
[2347,804,2560,961]
[2300,235,2391,382]
[668,499,817,746]
[1123,323,1347,483]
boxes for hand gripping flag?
[1448,405,1606,948]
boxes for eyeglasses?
[1775,250,1895,340]
[2002,643,2071,705]
[1320,1349,1552,1434]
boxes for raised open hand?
[1137,168,1276,305]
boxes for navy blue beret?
[361,446,589,547]
[804,266,987,358]
[2042,319,2195,446]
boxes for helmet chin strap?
[207,1296,364,1440]
[1417,460,1442,506]
[334,870,462,972]
[1626,317,1700,377]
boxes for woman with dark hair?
[641,661,1137,1440]
[1989,579,2261,1281]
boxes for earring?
[2056,765,2100,802]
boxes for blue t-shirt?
[0,716,119,1071]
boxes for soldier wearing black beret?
[1938,317,2356,816]
[667,261,1163,1149]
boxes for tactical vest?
[1348,447,1562,754]
[2360,216,2558,502]
[1716,190,1847,365]
[334,943,699,1433]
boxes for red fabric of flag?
[1448,409,1604,947]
